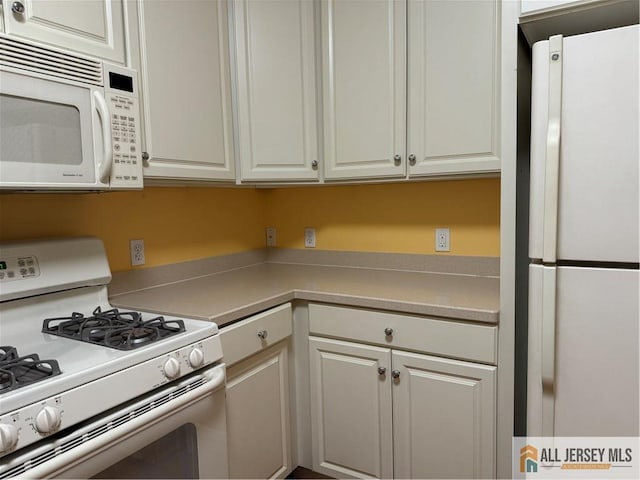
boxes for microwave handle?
[93,91,113,184]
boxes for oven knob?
[35,406,61,434]
[163,357,181,379]
[0,424,19,452]
[188,348,204,368]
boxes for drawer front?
[308,303,497,364]
[221,303,293,366]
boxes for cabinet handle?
[393,154,402,165]
[408,154,416,165]
[377,366,387,376]
[384,327,393,337]
[11,1,25,14]
[141,152,150,162]
[311,160,318,169]
[391,370,401,379]
[257,330,268,340]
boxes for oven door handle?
[24,365,225,479]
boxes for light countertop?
[109,262,499,327]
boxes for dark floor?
[286,466,333,479]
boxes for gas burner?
[0,346,61,393]
[42,307,186,350]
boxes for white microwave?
[0,34,143,190]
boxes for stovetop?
[0,285,218,415]
[42,306,186,350]
[0,346,61,393]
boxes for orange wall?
[264,179,500,256]
[0,187,267,272]
[0,178,500,272]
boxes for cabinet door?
[321,0,406,180]
[309,337,393,479]
[392,350,496,479]
[226,343,292,479]
[233,0,319,182]
[407,0,500,176]
[133,0,235,181]
[2,0,125,63]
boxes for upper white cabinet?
[232,0,319,182]
[321,0,407,180]
[322,0,501,180]
[407,0,500,176]
[129,0,235,181]
[1,0,126,63]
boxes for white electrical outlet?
[266,227,277,247]
[304,227,316,248]
[130,239,145,266]
[435,228,450,252]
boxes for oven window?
[92,423,199,479]
[0,94,82,165]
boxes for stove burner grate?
[0,346,61,393]
[42,307,186,350]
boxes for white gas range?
[0,238,228,479]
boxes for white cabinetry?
[220,304,293,479]
[308,304,496,479]
[322,0,500,180]
[407,0,500,176]
[321,0,406,180]
[129,0,235,182]
[232,0,319,182]
[1,0,126,64]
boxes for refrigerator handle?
[541,267,557,436]
[542,35,563,264]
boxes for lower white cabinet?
[308,304,497,479]
[221,304,293,479]
[309,337,393,479]
[226,343,292,479]
[392,350,496,479]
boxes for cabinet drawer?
[308,303,497,364]
[221,303,292,366]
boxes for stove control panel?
[0,256,39,283]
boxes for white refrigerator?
[527,24,639,437]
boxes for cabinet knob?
[141,151,150,162]
[384,327,393,337]
[11,1,25,14]
[408,154,416,165]
[257,330,268,340]
[311,160,318,169]
[377,366,387,376]
[391,370,401,379]
[393,154,402,165]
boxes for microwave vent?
[0,34,103,85]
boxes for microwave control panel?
[105,65,143,189]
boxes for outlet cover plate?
[130,239,145,266]
[304,227,316,248]
[435,228,450,252]
[266,227,277,247]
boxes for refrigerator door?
[554,266,639,436]
[528,264,639,436]
[529,25,639,263]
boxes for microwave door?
[0,69,106,190]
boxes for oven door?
[0,364,227,479]
[0,68,111,190]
